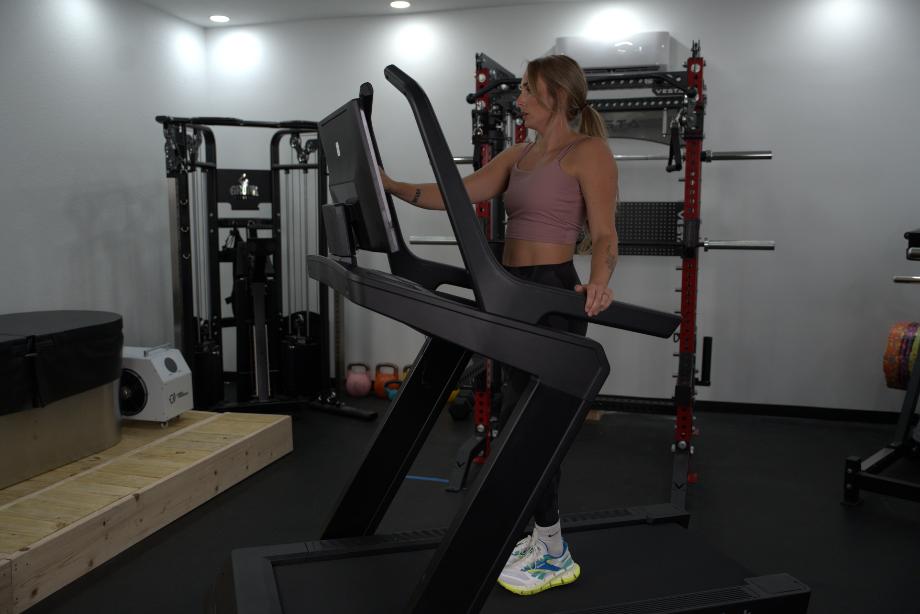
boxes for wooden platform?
[0,410,292,614]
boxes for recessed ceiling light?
[209,15,230,23]
[390,1,411,8]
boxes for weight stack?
[281,336,322,397]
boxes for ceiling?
[139,0,581,27]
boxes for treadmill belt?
[274,524,754,613]
[486,524,752,613]
[276,548,432,612]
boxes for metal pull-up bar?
[452,150,772,166]
[408,236,776,252]
[703,240,775,251]
[703,151,772,162]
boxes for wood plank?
[84,471,158,490]
[0,411,217,506]
[216,413,288,424]
[0,537,30,557]
[0,517,63,537]
[63,479,137,499]
[134,447,213,464]
[30,495,116,518]
[2,502,85,528]
[155,438,228,453]
[8,414,292,613]
[101,460,185,480]
[167,431,239,446]
[0,411,278,542]
[0,414,225,555]
[33,491,122,511]
[0,558,11,614]
[191,420,260,436]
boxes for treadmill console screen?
[318,99,399,254]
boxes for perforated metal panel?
[616,201,684,256]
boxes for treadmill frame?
[214,66,809,614]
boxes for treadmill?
[212,66,811,614]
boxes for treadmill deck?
[245,523,808,613]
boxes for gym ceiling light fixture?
[582,8,641,42]
[210,15,230,23]
[390,1,411,8]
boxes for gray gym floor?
[24,400,920,614]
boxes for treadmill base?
[215,508,810,614]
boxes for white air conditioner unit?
[554,32,676,71]
[119,346,194,424]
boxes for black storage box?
[0,311,124,489]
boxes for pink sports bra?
[503,139,587,245]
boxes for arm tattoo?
[605,244,618,273]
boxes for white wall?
[202,0,920,412]
[0,0,206,345]
[5,0,916,412]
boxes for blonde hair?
[524,54,607,139]
[524,54,609,254]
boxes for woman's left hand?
[575,283,614,317]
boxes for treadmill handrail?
[356,83,472,293]
[384,65,491,305]
[384,65,680,339]
[307,255,610,396]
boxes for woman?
[382,54,619,596]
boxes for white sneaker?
[504,532,536,568]
[498,538,580,596]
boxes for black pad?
[0,333,31,414]
[0,311,123,415]
[617,201,684,256]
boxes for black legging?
[499,261,589,527]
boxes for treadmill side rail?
[586,573,811,614]
[219,529,811,614]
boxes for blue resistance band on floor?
[404,474,450,484]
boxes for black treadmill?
[212,66,810,614]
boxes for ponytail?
[574,105,609,255]
[578,105,607,139]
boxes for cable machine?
[155,116,374,420]
[418,41,775,505]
